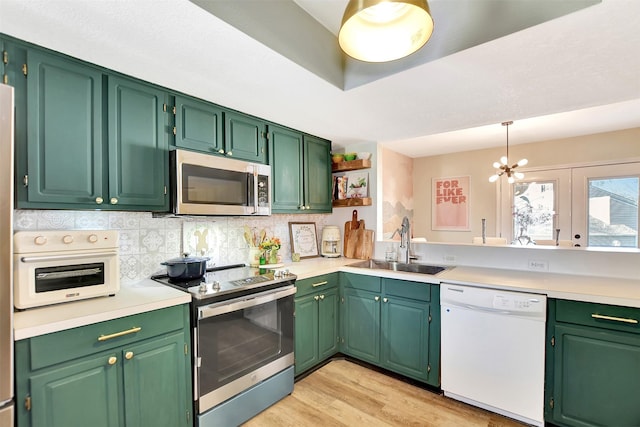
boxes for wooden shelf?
[332,197,372,207]
[331,159,371,173]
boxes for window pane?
[513,181,555,244]
[587,177,639,247]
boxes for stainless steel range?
[152,264,296,427]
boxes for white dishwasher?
[440,284,546,427]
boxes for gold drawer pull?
[108,356,117,365]
[311,281,328,287]
[98,326,142,342]
[591,314,638,324]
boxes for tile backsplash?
[13,210,331,283]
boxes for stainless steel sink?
[349,259,448,275]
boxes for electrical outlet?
[443,255,456,263]
[528,259,549,271]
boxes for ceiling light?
[338,0,434,62]
[489,121,528,183]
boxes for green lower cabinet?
[342,287,381,364]
[28,350,121,427]
[340,274,439,386]
[294,274,339,375]
[546,299,640,427]
[15,305,192,427]
[381,295,430,381]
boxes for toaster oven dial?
[62,235,74,244]
[34,235,47,245]
[88,234,99,243]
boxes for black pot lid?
[162,255,210,265]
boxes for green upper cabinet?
[107,76,168,210]
[21,48,104,207]
[174,94,223,154]
[225,110,268,163]
[269,124,304,212]
[270,124,332,213]
[15,46,169,211]
[303,134,332,212]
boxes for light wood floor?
[243,360,527,427]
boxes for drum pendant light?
[489,121,528,184]
[338,0,434,62]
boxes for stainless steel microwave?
[170,149,271,216]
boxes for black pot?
[161,254,210,281]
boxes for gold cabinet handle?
[98,326,142,342]
[374,296,380,302]
[312,281,328,288]
[125,351,134,360]
[218,149,225,154]
[227,151,232,156]
[314,295,319,301]
[319,294,325,300]
[591,314,639,324]
[299,205,306,210]
[95,197,104,205]
[110,197,118,205]
[383,297,388,303]
[108,356,117,365]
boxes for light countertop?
[15,256,640,340]
[13,279,191,340]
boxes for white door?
[571,163,640,248]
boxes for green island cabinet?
[294,273,340,375]
[15,305,193,427]
[545,299,640,427]
[172,97,268,164]
[14,46,169,211]
[340,273,440,386]
[269,124,332,213]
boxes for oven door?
[195,285,295,413]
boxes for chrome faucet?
[391,216,415,264]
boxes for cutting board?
[345,220,364,258]
[343,210,359,256]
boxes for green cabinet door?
[174,95,223,154]
[225,110,267,163]
[269,124,304,212]
[122,332,191,427]
[294,293,320,375]
[23,49,104,207]
[381,296,430,381]
[28,351,121,427]
[550,323,640,427]
[342,288,380,364]
[318,287,339,360]
[303,135,332,213]
[107,76,168,210]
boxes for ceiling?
[1,0,639,157]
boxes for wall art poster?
[288,222,319,258]
[432,176,470,231]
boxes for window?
[500,161,640,248]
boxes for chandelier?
[338,0,434,62]
[489,121,528,184]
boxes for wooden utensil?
[343,209,358,255]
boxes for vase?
[268,249,279,265]
[248,247,262,267]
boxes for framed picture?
[347,172,368,198]
[432,176,470,231]
[288,222,319,258]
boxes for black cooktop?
[151,264,296,305]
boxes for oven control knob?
[62,235,74,244]
[212,281,220,291]
[34,235,47,245]
[199,283,208,293]
[88,234,99,243]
